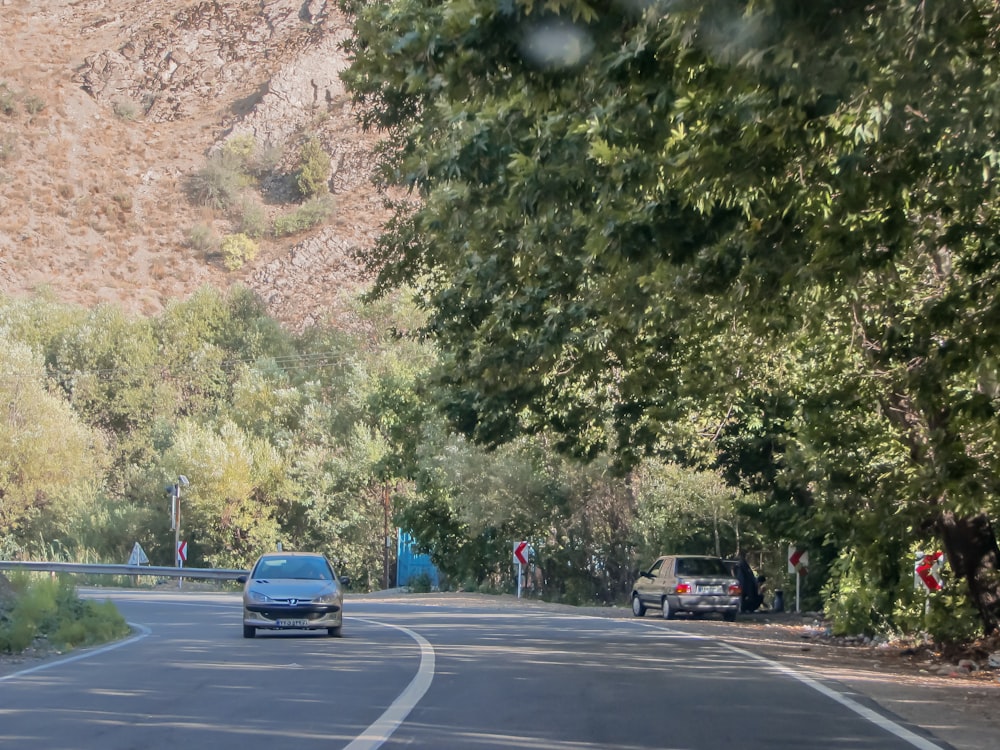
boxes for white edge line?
[0,622,151,683]
[343,618,435,750]
[718,642,945,750]
[550,614,946,750]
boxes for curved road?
[0,591,948,750]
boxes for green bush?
[223,134,257,163]
[295,136,330,198]
[821,550,885,637]
[894,579,984,646]
[272,195,334,237]
[0,84,17,117]
[221,134,280,178]
[187,222,219,253]
[408,571,433,593]
[112,99,139,121]
[24,95,45,115]
[187,151,250,210]
[230,193,268,239]
[0,575,129,654]
[221,233,259,270]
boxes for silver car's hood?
[246,579,338,599]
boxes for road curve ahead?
[0,591,948,750]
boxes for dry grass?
[1,0,385,330]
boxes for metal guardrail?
[0,561,248,581]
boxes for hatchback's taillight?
[676,582,692,594]
[728,583,742,596]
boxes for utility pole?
[171,475,189,588]
[383,482,390,590]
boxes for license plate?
[276,619,310,627]
[696,585,723,595]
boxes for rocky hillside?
[0,0,388,331]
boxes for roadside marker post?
[513,541,530,599]
[788,546,809,613]
[177,540,187,588]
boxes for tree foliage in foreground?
[0,336,107,539]
[341,0,1000,633]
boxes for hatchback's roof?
[258,551,324,557]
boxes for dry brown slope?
[0,0,384,330]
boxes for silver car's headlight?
[312,592,340,604]
[247,590,274,603]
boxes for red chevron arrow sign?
[915,551,944,592]
[787,545,808,575]
[513,541,529,566]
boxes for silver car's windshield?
[253,557,333,580]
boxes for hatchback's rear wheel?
[723,611,737,622]
[631,594,646,617]
[661,597,674,620]
[243,625,256,639]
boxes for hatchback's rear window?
[675,558,728,576]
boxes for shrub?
[230,193,268,238]
[112,99,138,121]
[922,586,984,645]
[187,222,219,253]
[0,132,16,164]
[0,575,129,654]
[248,143,282,177]
[821,550,890,637]
[24,95,45,115]
[295,136,330,198]
[272,194,334,237]
[221,233,259,270]
[408,572,433,593]
[222,134,257,163]
[222,134,282,179]
[187,151,249,210]
[112,191,133,214]
[893,572,985,646]
[0,85,17,117]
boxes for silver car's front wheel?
[631,594,646,617]
[243,625,256,638]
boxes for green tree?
[633,462,759,561]
[0,337,107,543]
[47,305,173,483]
[341,1,1000,631]
[161,418,281,569]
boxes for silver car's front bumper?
[243,603,342,630]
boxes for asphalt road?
[0,591,951,750]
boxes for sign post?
[788,545,809,613]
[177,540,187,588]
[127,542,149,587]
[513,541,530,599]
